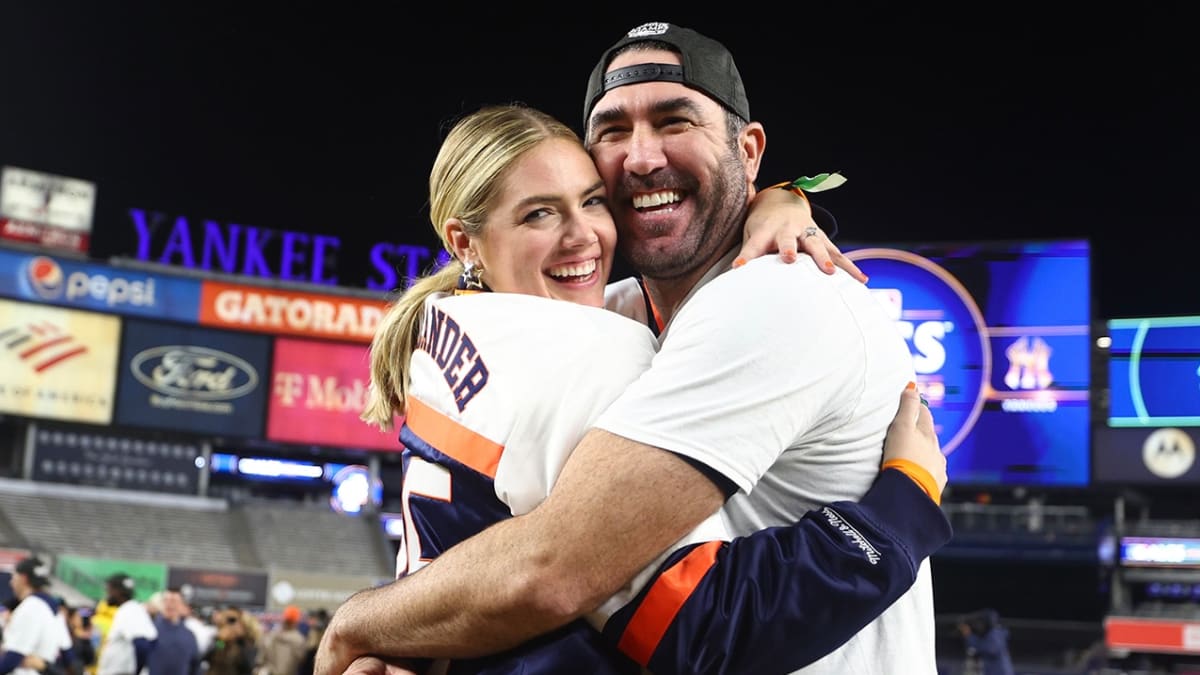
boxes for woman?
[359,103,948,674]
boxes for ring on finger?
[803,226,820,239]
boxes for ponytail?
[361,261,463,431]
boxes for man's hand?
[343,656,421,675]
[314,611,364,675]
[884,384,948,496]
[736,184,867,282]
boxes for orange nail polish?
[823,261,835,272]
[733,258,747,268]
[906,381,917,391]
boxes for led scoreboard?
[846,239,1092,487]
[1108,316,1200,428]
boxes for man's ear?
[740,122,766,184]
[442,218,473,263]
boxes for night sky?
[3,4,1196,321]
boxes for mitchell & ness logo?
[0,321,89,373]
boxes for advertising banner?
[167,566,269,609]
[266,337,399,451]
[54,554,167,602]
[115,319,270,437]
[0,166,96,253]
[0,248,202,322]
[0,299,120,424]
[31,425,203,494]
[1093,426,1200,486]
[198,281,386,343]
[265,569,386,612]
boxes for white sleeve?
[594,259,867,494]
[2,599,40,654]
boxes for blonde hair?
[361,104,582,430]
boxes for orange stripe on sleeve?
[404,396,504,479]
[617,540,722,666]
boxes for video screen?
[845,239,1091,487]
[1108,316,1200,428]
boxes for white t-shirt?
[2,594,64,675]
[596,251,937,674]
[96,600,157,675]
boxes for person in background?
[94,574,155,675]
[295,609,328,675]
[958,609,1015,675]
[85,601,114,675]
[64,607,94,675]
[204,607,256,675]
[146,588,199,675]
[256,605,306,675]
[178,598,212,658]
[0,557,70,675]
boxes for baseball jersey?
[96,600,157,675]
[1,593,66,675]
[397,291,950,674]
[596,250,938,674]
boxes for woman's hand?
[736,185,866,282]
[884,384,948,498]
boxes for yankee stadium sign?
[127,208,450,292]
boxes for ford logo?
[131,346,258,401]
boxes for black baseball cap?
[15,556,51,588]
[584,22,750,131]
[583,22,839,238]
[106,572,135,595]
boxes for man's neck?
[642,244,739,327]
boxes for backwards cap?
[106,572,135,597]
[15,556,51,588]
[583,22,750,130]
[583,22,840,237]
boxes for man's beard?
[622,151,748,281]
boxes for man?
[0,557,70,675]
[317,22,941,674]
[257,605,307,675]
[95,574,156,675]
[146,588,199,675]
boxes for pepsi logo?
[26,256,64,299]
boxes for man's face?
[161,591,186,621]
[586,48,756,280]
[9,572,26,599]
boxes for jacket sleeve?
[600,469,952,675]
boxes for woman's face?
[471,138,617,307]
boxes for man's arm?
[603,470,950,674]
[599,384,949,674]
[317,431,722,672]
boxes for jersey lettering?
[415,304,490,411]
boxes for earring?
[456,259,486,293]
